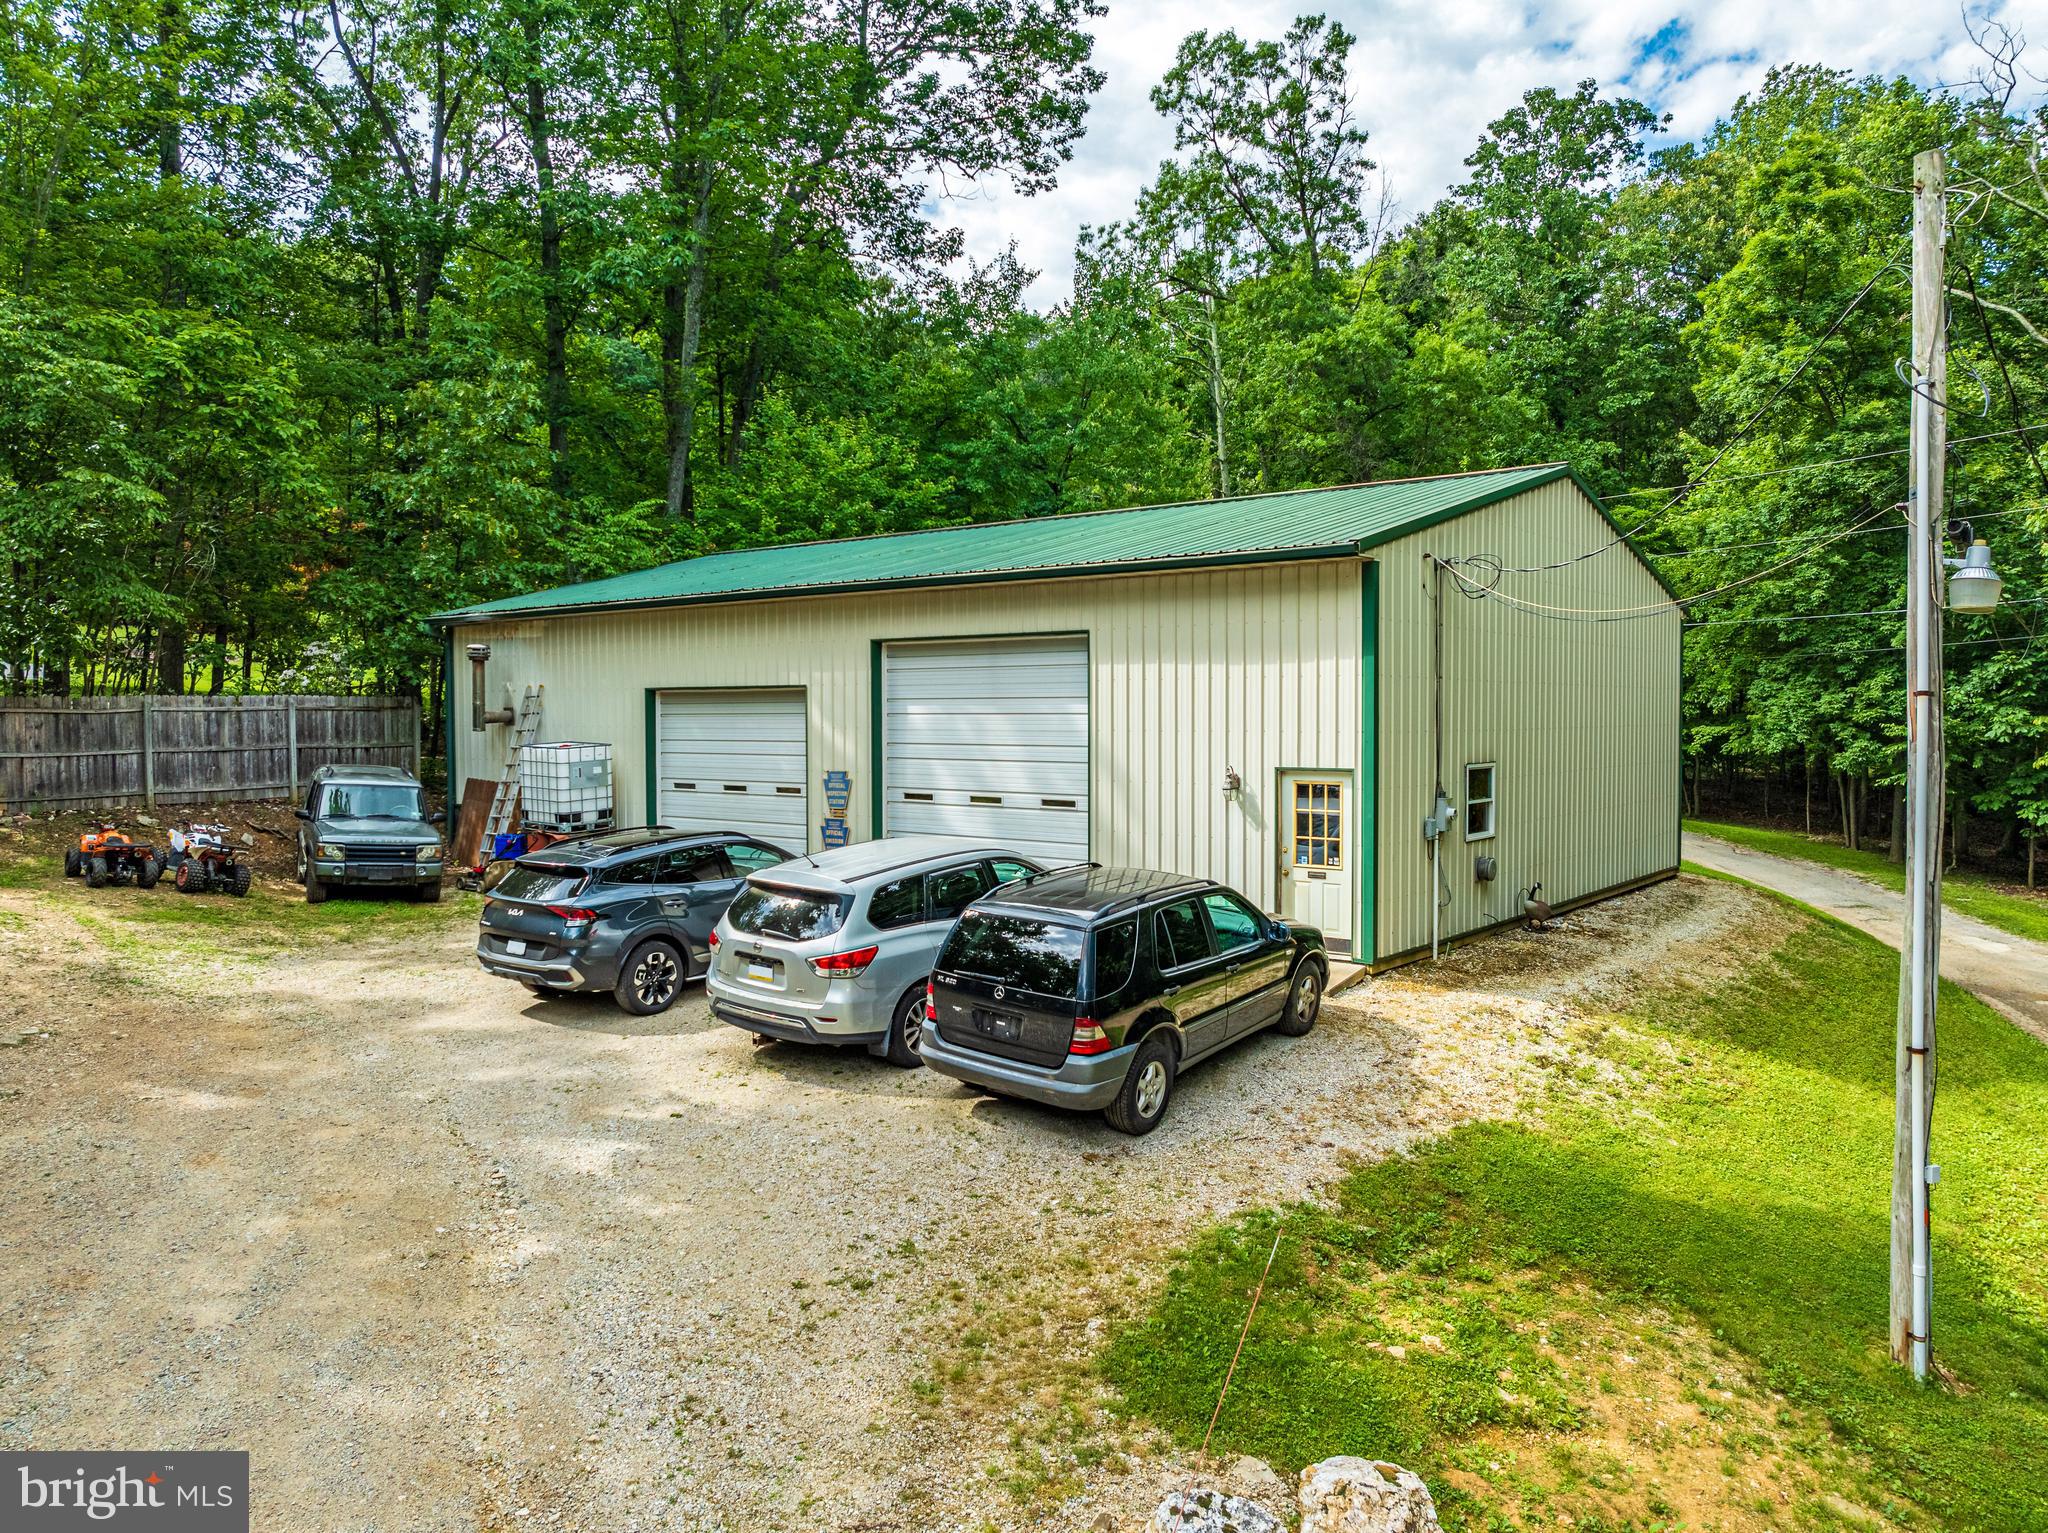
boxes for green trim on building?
[441,628,457,823]
[427,464,1676,627]
[868,642,884,841]
[643,688,658,828]
[1358,560,1380,966]
[1676,621,1686,869]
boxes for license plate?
[977,1009,1022,1042]
[506,939,527,957]
[746,960,775,983]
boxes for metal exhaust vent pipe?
[467,643,515,730]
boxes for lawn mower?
[171,822,253,897]
[65,822,163,889]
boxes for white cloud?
[936,0,2042,308]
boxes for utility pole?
[1893,146,1948,1381]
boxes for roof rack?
[994,859,1102,893]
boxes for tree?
[1149,13,1374,278]
[1431,81,1676,480]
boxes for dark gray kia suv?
[476,829,792,1014]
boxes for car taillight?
[807,945,879,977]
[924,980,937,1021]
[547,905,598,928]
[1068,1019,1110,1055]
[708,928,720,949]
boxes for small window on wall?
[1465,763,1497,841]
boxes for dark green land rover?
[293,764,446,904]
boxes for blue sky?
[940,0,2042,307]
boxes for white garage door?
[654,689,808,851]
[882,636,1089,865]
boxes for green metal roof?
[432,463,1638,624]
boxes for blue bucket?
[491,832,529,861]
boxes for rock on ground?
[1223,1454,1288,1504]
[1298,1457,1442,1533]
[1151,1486,1282,1533]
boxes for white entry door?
[654,689,808,850]
[1279,770,1353,954]
[882,636,1089,865]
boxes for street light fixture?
[1947,531,2003,615]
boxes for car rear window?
[938,912,1086,999]
[727,882,851,941]
[493,863,590,904]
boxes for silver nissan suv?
[705,836,1043,1066]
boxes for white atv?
[170,822,252,897]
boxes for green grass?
[1101,903,2048,1531]
[0,849,476,950]
[1686,817,2048,944]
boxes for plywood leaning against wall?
[0,695,423,813]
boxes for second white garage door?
[882,635,1089,864]
[654,689,808,850]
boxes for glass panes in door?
[1292,780,1343,868]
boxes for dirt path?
[1684,831,2048,1046]
[0,872,1765,1530]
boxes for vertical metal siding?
[453,562,1362,909]
[1372,478,1681,959]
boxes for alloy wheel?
[634,949,679,1009]
[1134,1058,1169,1120]
[1294,969,1322,1028]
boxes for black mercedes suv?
[916,866,1327,1135]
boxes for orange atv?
[65,822,163,890]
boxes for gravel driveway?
[0,872,1756,1530]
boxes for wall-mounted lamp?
[1222,766,1243,797]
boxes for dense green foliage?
[3,3,2047,816]
[1103,896,2048,1530]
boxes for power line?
[1481,242,1908,576]
[1440,503,1903,622]
[1651,523,1905,560]
[1648,499,2043,561]
[1447,490,2048,623]
[1958,262,2048,496]
[1685,595,2048,629]
[1815,632,2044,658]
[1595,420,2048,504]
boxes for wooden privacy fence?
[0,695,422,812]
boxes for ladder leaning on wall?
[482,684,544,846]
